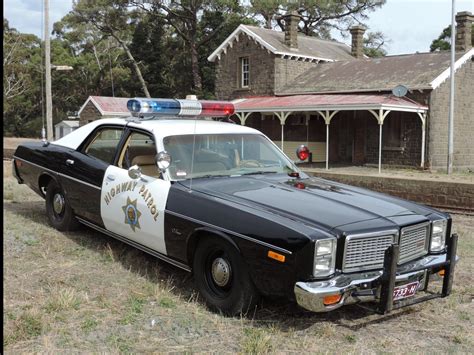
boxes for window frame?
[79,125,127,165]
[117,129,157,170]
[240,56,249,88]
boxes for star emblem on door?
[122,197,142,232]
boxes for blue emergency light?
[127,98,235,117]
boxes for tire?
[193,237,260,316]
[45,180,79,231]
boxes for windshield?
[163,133,298,180]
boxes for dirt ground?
[3,160,474,353]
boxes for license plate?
[393,281,420,301]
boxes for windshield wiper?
[240,171,278,176]
[194,174,230,179]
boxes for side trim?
[13,156,102,191]
[76,217,191,272]
[165,210,293,255]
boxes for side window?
[118,131,158,177]
[84,127,123,164]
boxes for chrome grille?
[342,223,430,273]
[343,234,395,272]
[399,222,429,264]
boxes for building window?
[240,57,249,88]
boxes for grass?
[3,160,474,353]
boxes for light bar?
[127,98,235,117]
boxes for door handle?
[106,175,115,181]
[66,159,74,166]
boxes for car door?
[100,130,171,255]
[59,125,125,227]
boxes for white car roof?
[53,117,262,150]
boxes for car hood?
[183,175,433,231]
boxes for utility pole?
[447,0,456,174]
[44,0,53,141]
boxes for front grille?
[399,222,430,264]
[342,223,430,273]
[343,234,395,272]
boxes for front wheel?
[193,237,260,316]
[45,180,79,231]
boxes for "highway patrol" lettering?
[103,181,159,221]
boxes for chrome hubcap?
[211,257,231,287]
[53,193,65,215]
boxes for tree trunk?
[190,43,202,95]
[113,35,151,98]
[265,15,272,29]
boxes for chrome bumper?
[295,247,458,313]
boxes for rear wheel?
[45,180,79,231]
[193,237,260,316]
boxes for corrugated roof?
[90,96,130,114]
[279,51,469,94]
[233,94,428,112]
[78,96,130,117]
[208,24,354,62]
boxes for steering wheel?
[238,160,263,168]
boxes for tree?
[133,0,247,96]
[64,0,151,97]
[250,0,386,38]
[430,24,474,52]
[3,20,43,136]
[364,31,387,57]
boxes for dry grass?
[3,160,474,353]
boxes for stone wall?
[79,101,101,126]
[306,170,474,212]
[274,58,317,92]
[429,59,474,171]
[214,34,275,100]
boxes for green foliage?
[430,26,452,52]
[364,31,388,57]
[430,25,474,52]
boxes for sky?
[4,0,474,55]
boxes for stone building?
[209,11,474,171]
[78,96,130,126]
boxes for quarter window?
[241,57,249,88]
[84,127,123,164]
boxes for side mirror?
[296,145,310,161]
[156,151,171,172]
[128,164,142,179]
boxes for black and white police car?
[12,97,458,315]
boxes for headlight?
[314,238,336,277]
[430,219,447,252]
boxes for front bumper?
[295,233,458,314]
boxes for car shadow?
[5,200,419,332]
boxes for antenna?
[392,84,408,97]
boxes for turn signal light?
[323,294,342,306]
[438,269,445,276]
[267,250,285,263]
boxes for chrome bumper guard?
[295,233,458,314]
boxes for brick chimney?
[455,11,474,51]
[350,25,366,59]
[284,11,300,49]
